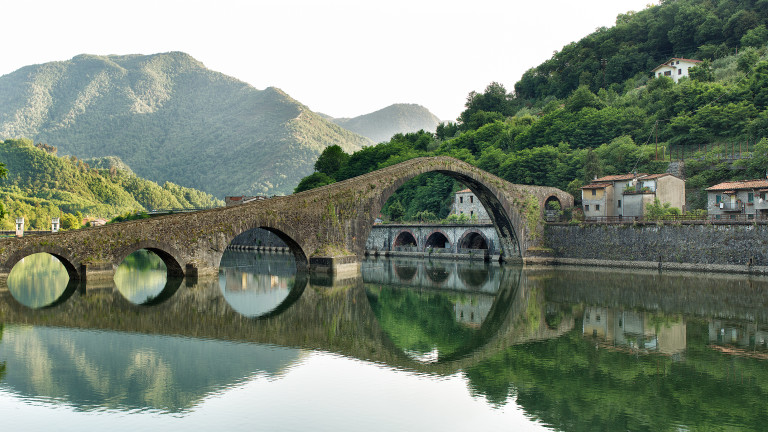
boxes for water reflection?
[6,253,70,308]
[0,324,303,412]
[114,249,170,304]
[218,250,304,318]
[0,258,768,430]
[362,258,517,363]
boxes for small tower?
[51,217,60,233]
[15,217,24,237]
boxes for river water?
[1,250,767,431]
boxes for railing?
[553,213,767,224]
[718,202,742,211]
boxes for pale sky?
[2,0,653,121]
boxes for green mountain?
[325,103,442,143]
[0,52,371,197]
[0,138,223,230]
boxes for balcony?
[718,202,742,212]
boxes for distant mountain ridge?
[324,103,441,143]
[0,52,371,197]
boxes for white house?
[651,58,702,83]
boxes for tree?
[314,145,349,180]
[645,198,681,220]
[388,200,405,222]
[293,172,335,193]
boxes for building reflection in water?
[218,250,299,318]
[582,307,686,357]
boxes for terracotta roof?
[456,188,471,193]
[706,179,768,191]
[594,173,647,182]
[581,182,612,190]
[641,173,671,180]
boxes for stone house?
[581,173,685,219]
[452,189,490,222]
[706,179,768,219]
[651,58,702,83]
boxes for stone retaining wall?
[544,222,768,274]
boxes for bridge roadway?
[0,156,572,280]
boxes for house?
[706,179,768,219]
[453,189,490,222]
[652,58,702,83]
[581,172,686,219]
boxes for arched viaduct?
[0,156,572,280]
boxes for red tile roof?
[641,173,672,180]
[581,182,612,190]
[706,179,768,191]
[457,188,471,193]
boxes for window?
[470,211,474,216]
[470,196,473,203]
[596,204,600,211]
[749,214,755,220]
[715,214,721,220]
[618,200,622,208]
[716,195,721,204]
[592,189,596,196]
[459,197,463,203]
[664,71,672,76]
[748,192,754,203]
[678,68,682,75]
[585,205,590,212]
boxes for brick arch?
[544,195,562,209]
[458,229,490,250]
[2,244,81,281]
[425,229,451,249]
[113,241,186,277]
[393,229,418,248]
[226,224,309,272]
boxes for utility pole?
[654,120,658,161]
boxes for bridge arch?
[425,230,451,250]
[458,229,490,251]
[113,241,186,277]
[393,230,418,249]
[3,245,81,281]
[353,160,540,262]
[226,225,309,272]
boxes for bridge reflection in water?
[1,254,768,431]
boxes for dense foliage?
[0,138,222,230]
[295,0,768,218]
[514,0,768,101]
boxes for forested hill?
[0,52,371,197]
[325,104,442,143]
[296,0,768,217]
[514,0,768,101]
[0,138,223,230]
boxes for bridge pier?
[308,255,360,277]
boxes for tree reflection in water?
[7,253,69,308]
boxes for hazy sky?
[3,0,652,121]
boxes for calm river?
[1,249,767,431]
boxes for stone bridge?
[0,156,572,280]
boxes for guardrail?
[553,214,766,224]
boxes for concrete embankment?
[537,222,768,275]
